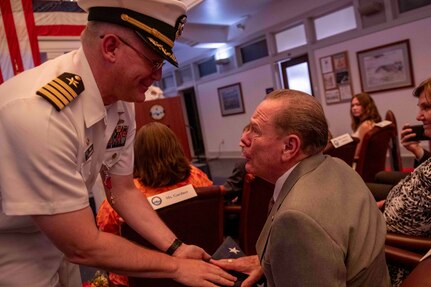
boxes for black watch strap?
[166,238,183,255]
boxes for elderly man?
[213,89,389,287]
[0,0,235,286]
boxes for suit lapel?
[256,153,326,259]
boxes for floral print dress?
[384,157,431,286]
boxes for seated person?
[223,125,251,237]
[400,79,431,167]
[97,122,212,287]
[223,124,252,204]
[350,92,382,159]
[223,158,250,238]
[223,158,247,204]
[213,89,389,287]
[383,77,431,286]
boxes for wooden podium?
[135,97,191,160]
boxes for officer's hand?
[173,257,236,287]
[173,243,211,261]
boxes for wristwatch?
[166,238,183,255]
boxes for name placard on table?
[330,133,353,148]
[147,184,197,210]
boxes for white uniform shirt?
[0,48,135,286]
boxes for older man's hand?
[211,255,264,287]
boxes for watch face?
[150,104,165,120]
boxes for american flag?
[0,0,86,84]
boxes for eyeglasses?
[111,35,165,71]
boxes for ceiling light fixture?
[193,43,226,49]
[215,47,232,65]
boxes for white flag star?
[228,247,240,254]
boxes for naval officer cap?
[78,0,187,67]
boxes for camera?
[409,125,431,141]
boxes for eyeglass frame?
[100,34,165,71]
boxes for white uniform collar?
[73,48,106,129]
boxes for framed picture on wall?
[333,52,347,70]
[218,83,245,117]
[357,39,414,93]
[339,84,353,101]
[325,89,341,104]
[319,51,353,105]
[323,73,337,90]
[320,56,333,73]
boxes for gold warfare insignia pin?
[36,72,85,111]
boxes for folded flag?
[212,236,264,287]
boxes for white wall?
[227,0,338,41]
[196,65,273,158]
[314,17,431,157]
[197,16,431,159]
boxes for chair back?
[385,245,422,270]
[121,185,224,287]
[386,232,431,254]
[366,182,393,202]
[239,175,274,255]
[375,170,410,186]
[385,232,431,287]
[385,110,403,171]
[323,137,359,166]
[355,123,395,182]
[401,256,431,287]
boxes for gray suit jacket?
[256,154,390,287]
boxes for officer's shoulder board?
[36,72,85,111]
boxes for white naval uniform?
[0,48,135,286]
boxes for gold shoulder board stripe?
[36,72,85,111]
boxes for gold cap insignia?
[175,16,187,39]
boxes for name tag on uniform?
[331,133,353,148]
[147,184,197,210]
